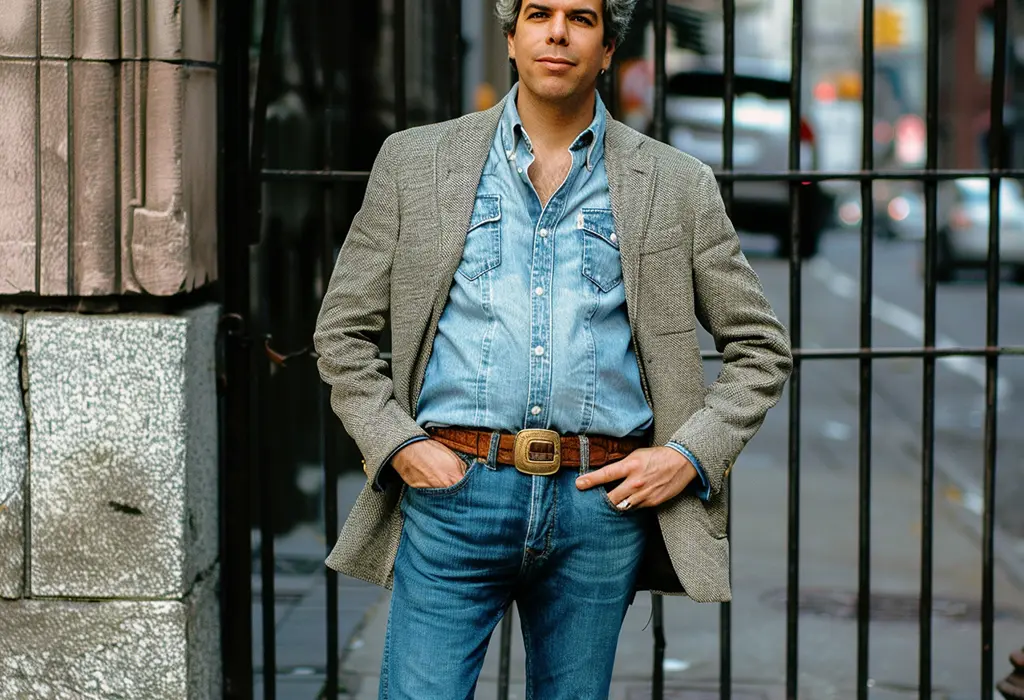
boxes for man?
[314,0,792,696]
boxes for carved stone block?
[0,0,37,57]
[149,0,218,62]
[0,568,220,699]
[0,60,37,295]
[26,305,220,599]
[0,0,219,297]
[131,63,218,295]
[0,315,27,600]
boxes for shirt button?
[531,406,542,416]
[610,233,618,244]
[539,228,549,238]
[517,167,523,174]
[535,287,544,296]
[534,346,544,356]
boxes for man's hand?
[575,447,697,510]
[392,439,468,489]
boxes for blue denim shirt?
[398,85,707,498]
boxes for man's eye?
[572,15,594,24]
[528,11,547,18]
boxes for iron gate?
[218,0,1023,698]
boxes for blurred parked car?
[663,58,830,258]
[934,178,1024,283]
[835,181,924,241]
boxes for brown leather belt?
[428,427,646,476]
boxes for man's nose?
[547,13,569,45]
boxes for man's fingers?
[575,459,632,489]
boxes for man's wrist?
[664,442,711,501]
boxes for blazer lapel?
[605,117,657,308]
[433,100,507,314]
[410,100,506,406]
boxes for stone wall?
[0,306,221,698]
[0,0,218,296]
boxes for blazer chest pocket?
[580,208,623,292]
[458,194,502,280]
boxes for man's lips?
[536,57,576,66]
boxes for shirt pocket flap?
[579,207,618,249]
[468,194,502,232]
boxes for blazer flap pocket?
[468,194,501,232]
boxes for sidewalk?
[335,440,1024,699]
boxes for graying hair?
[495,0,637,46]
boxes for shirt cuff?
[374,435,430,491]
[665,441,711,501]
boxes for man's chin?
[521,75,586,103]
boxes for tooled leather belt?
[427,426,646,475]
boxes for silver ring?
[617,498,632,511]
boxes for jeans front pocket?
[409,451,479,497]
[580,207,623,292]
[457,194,502,280]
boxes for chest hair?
[529,150,573,207]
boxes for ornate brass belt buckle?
[513,429,561,476]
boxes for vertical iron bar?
[258,335,276,700]
[652,594,666,700]
[983,2,1008,699]
[786,0,803,697]
[450,0,463,118]
[652,0,667,144]
[497,605,514,700]
[720,0,736,697]
[651,0,668,697]
[857,1,875,699]
[219,0,254,694]
[248,0,280,244]
[395,0,407,131]
[321,0,340,696]
[920,1,940,696]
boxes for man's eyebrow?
[523,3,600,20]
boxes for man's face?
[508,0,614,104]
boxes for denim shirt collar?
[499,82,606,172]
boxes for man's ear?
[603,39,616,71]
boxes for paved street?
[259,229,1024,698]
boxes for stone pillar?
[0,1,222,697]
[0,0,218,296]
[0,307,221,698]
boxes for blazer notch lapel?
[606,120,657,305]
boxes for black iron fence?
[218,0,1024,698]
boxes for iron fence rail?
[219,0,1019,698]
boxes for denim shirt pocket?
[458,194,502,280]
[580,207,623,292]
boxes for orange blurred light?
[814,81,837,103]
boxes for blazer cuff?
[374,435,430,491]
[665,441,711,501]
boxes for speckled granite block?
[26,304,220,599]
[0,314,27,599]
[0,565,220,699]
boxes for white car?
[663,58,829,258]
[936,178,1024,282]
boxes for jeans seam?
[520,605,535,700]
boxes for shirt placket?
[522,145,583,430]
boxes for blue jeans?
[380,435,651,699]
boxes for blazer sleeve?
[313,135,428,487]
[669,164,794,496]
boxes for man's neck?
[516,85,597,153]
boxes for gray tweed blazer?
[313,96,792,603]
